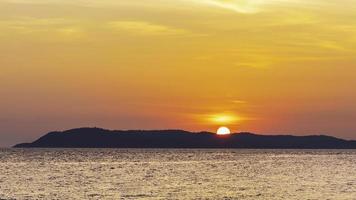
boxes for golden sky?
[1,0,356,146]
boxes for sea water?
[0,149,355,199]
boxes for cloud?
[193,0,264,14]
[0,17,86,40]
[107,21,189,36]
[232,100,247,104]
[0,17,70,26]
[0,18,76,31]
[56,27,84,38]
[189,0,315,14]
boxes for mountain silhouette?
[14,128,356,149]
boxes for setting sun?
[217,127,231,135]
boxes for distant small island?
[13,128,356,149]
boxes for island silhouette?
[13,128,356,149]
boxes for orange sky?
[1,0,356,146]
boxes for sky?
[1,0,356,146]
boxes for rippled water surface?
[0,149,355,199]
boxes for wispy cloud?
[190,0,316,14]
[0,17,73,27]
[0,17,86,40]
[0,18,76,31]
[232,100,247,104]
[107,21,189,36]
[192,0,264,14]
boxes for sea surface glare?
[0,149,355,199]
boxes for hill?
[14,128,356,149]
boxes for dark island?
[13,128,356,149]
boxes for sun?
[216,127,231,135]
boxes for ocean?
[0,149,355,199]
